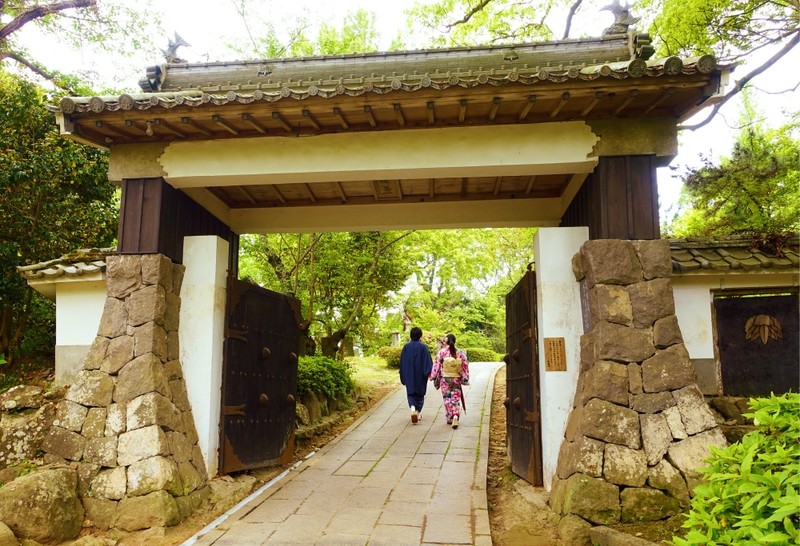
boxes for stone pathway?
[187,361,503,545]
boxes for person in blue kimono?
[399,326,433,424]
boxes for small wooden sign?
[544,337,567,371]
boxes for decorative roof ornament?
[601,0,640,36]
[633,33,655,60]
[162,32,190,64]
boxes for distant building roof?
[670,236,800,274]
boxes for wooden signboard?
[544,337,567,371]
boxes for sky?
[15,0,799,225]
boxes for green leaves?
[671,392,800,545]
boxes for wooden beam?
[393,103,406,128]
[493,177,502,195]
[429,179,435,198]
[613,90,639,116]
[333,107,350,129]
[241,113,268,135]
[336,182,347,203]
[97,121,137,139]
[237,186,257,205]
[427,101,435,125]
[518,96,536,121]
[459,99,468,123]
[641,88,675,116]
[212,115,239,135]
[363,106,377,128]
[302,109,322,130]
[549,92,570,118]
[303,183,317,202]
[181,116,214,136]
[489,97,502,121]
[270,185,287,204]
[460,178,468,197]
[525,176,537,195]
[271,112,293,132]
[154,118,187,138]
[580,91,605,117]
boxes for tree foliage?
[665,103,800,237]
[0,71,117,363]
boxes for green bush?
[462,347,499,362]
[297,356,354,399]
[376,346,403,369]
[671,392,800,546]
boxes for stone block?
[105,403,126,437]
[647,459,690,508]
[302,392,322,423]
[183,412,199,445]
[580,240,642,288]
[627,279,675,328]
[562,473,620,525]
[564,406,582,442]
[632,239,672,280]
[163,360,183,381]
[127,455,181,497]
[581,399,641,449]
[191,444,208,482]
[572,252,585,281]
[91,467,127,500]
[667,428,728,492]
[97,297,127,338]
[81,407,107,438]
[169,379,191,412]
[117,425,170,466]
[593,321,655,363]
[692,359,719,395]
[132,321,169,362]
[116,490,180,531]
[620,487,680,522]
[167,431,193,463]
[603,444,647,487]
[76,462,101,496]
[557,436,604,479]
[590,526,656,546]
[579,333,595,374]
[640,413,672,466]
[141,254,173,292]
[549,476,566,515]
[580,361,629,406]
[165,293,181,333]
[42,426,86,461]
[673,385,717,435]
[100,335,135,375]
[558,514,592,546]
[663,406,688,440]
[590,284,633,326]
[84,437,118,467]
[0,403,57,468]
[629,392,675,414]
[127,285,167,327]
[54,400,88,432]
[0,467,84,542]
[0,385,43,411]
[83,337,110,371]
[82,497,118,530]
[127,392,182,432]
[167,330,180,360]
[653,315,683,348]
[628,363,642,395]
[708,397,744,422]
[295,403,311,426]
[65,371,114,408]
[106,255,142,299]
[177,460,204,495]
[641,344,695,393]
[172,265,186,295]
[115,353,170,403]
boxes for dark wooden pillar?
[118,177,239,275]
[561,155,660,240]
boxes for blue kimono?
[399,340,433,412]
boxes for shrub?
[297,355,354,399]
[462,347,499,362]
[671,392,800,545]
[376,346,403,369]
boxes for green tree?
[0,72,117,364]
[665,104,800,237]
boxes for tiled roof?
[670,236,800,274]
[17,248,115,281]
[53,35,717,116]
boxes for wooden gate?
[714,292,799,396]
[219,277,302,474]
[504,269,543,485]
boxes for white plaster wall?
[533,227,588,490]
[181,236,229,478]
[672,273,797,359]
[53,278,106,386]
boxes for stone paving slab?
[188,361,502,545]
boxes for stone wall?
[41,254,209,531]
[550,239,728,526]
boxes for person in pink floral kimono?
[431,333,469,429]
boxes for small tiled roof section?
[53,34,717,115]
[17,248,115,281]
[670,236,800,273]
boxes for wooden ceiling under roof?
[52,34,726,215]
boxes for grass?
[346,355,398,391]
